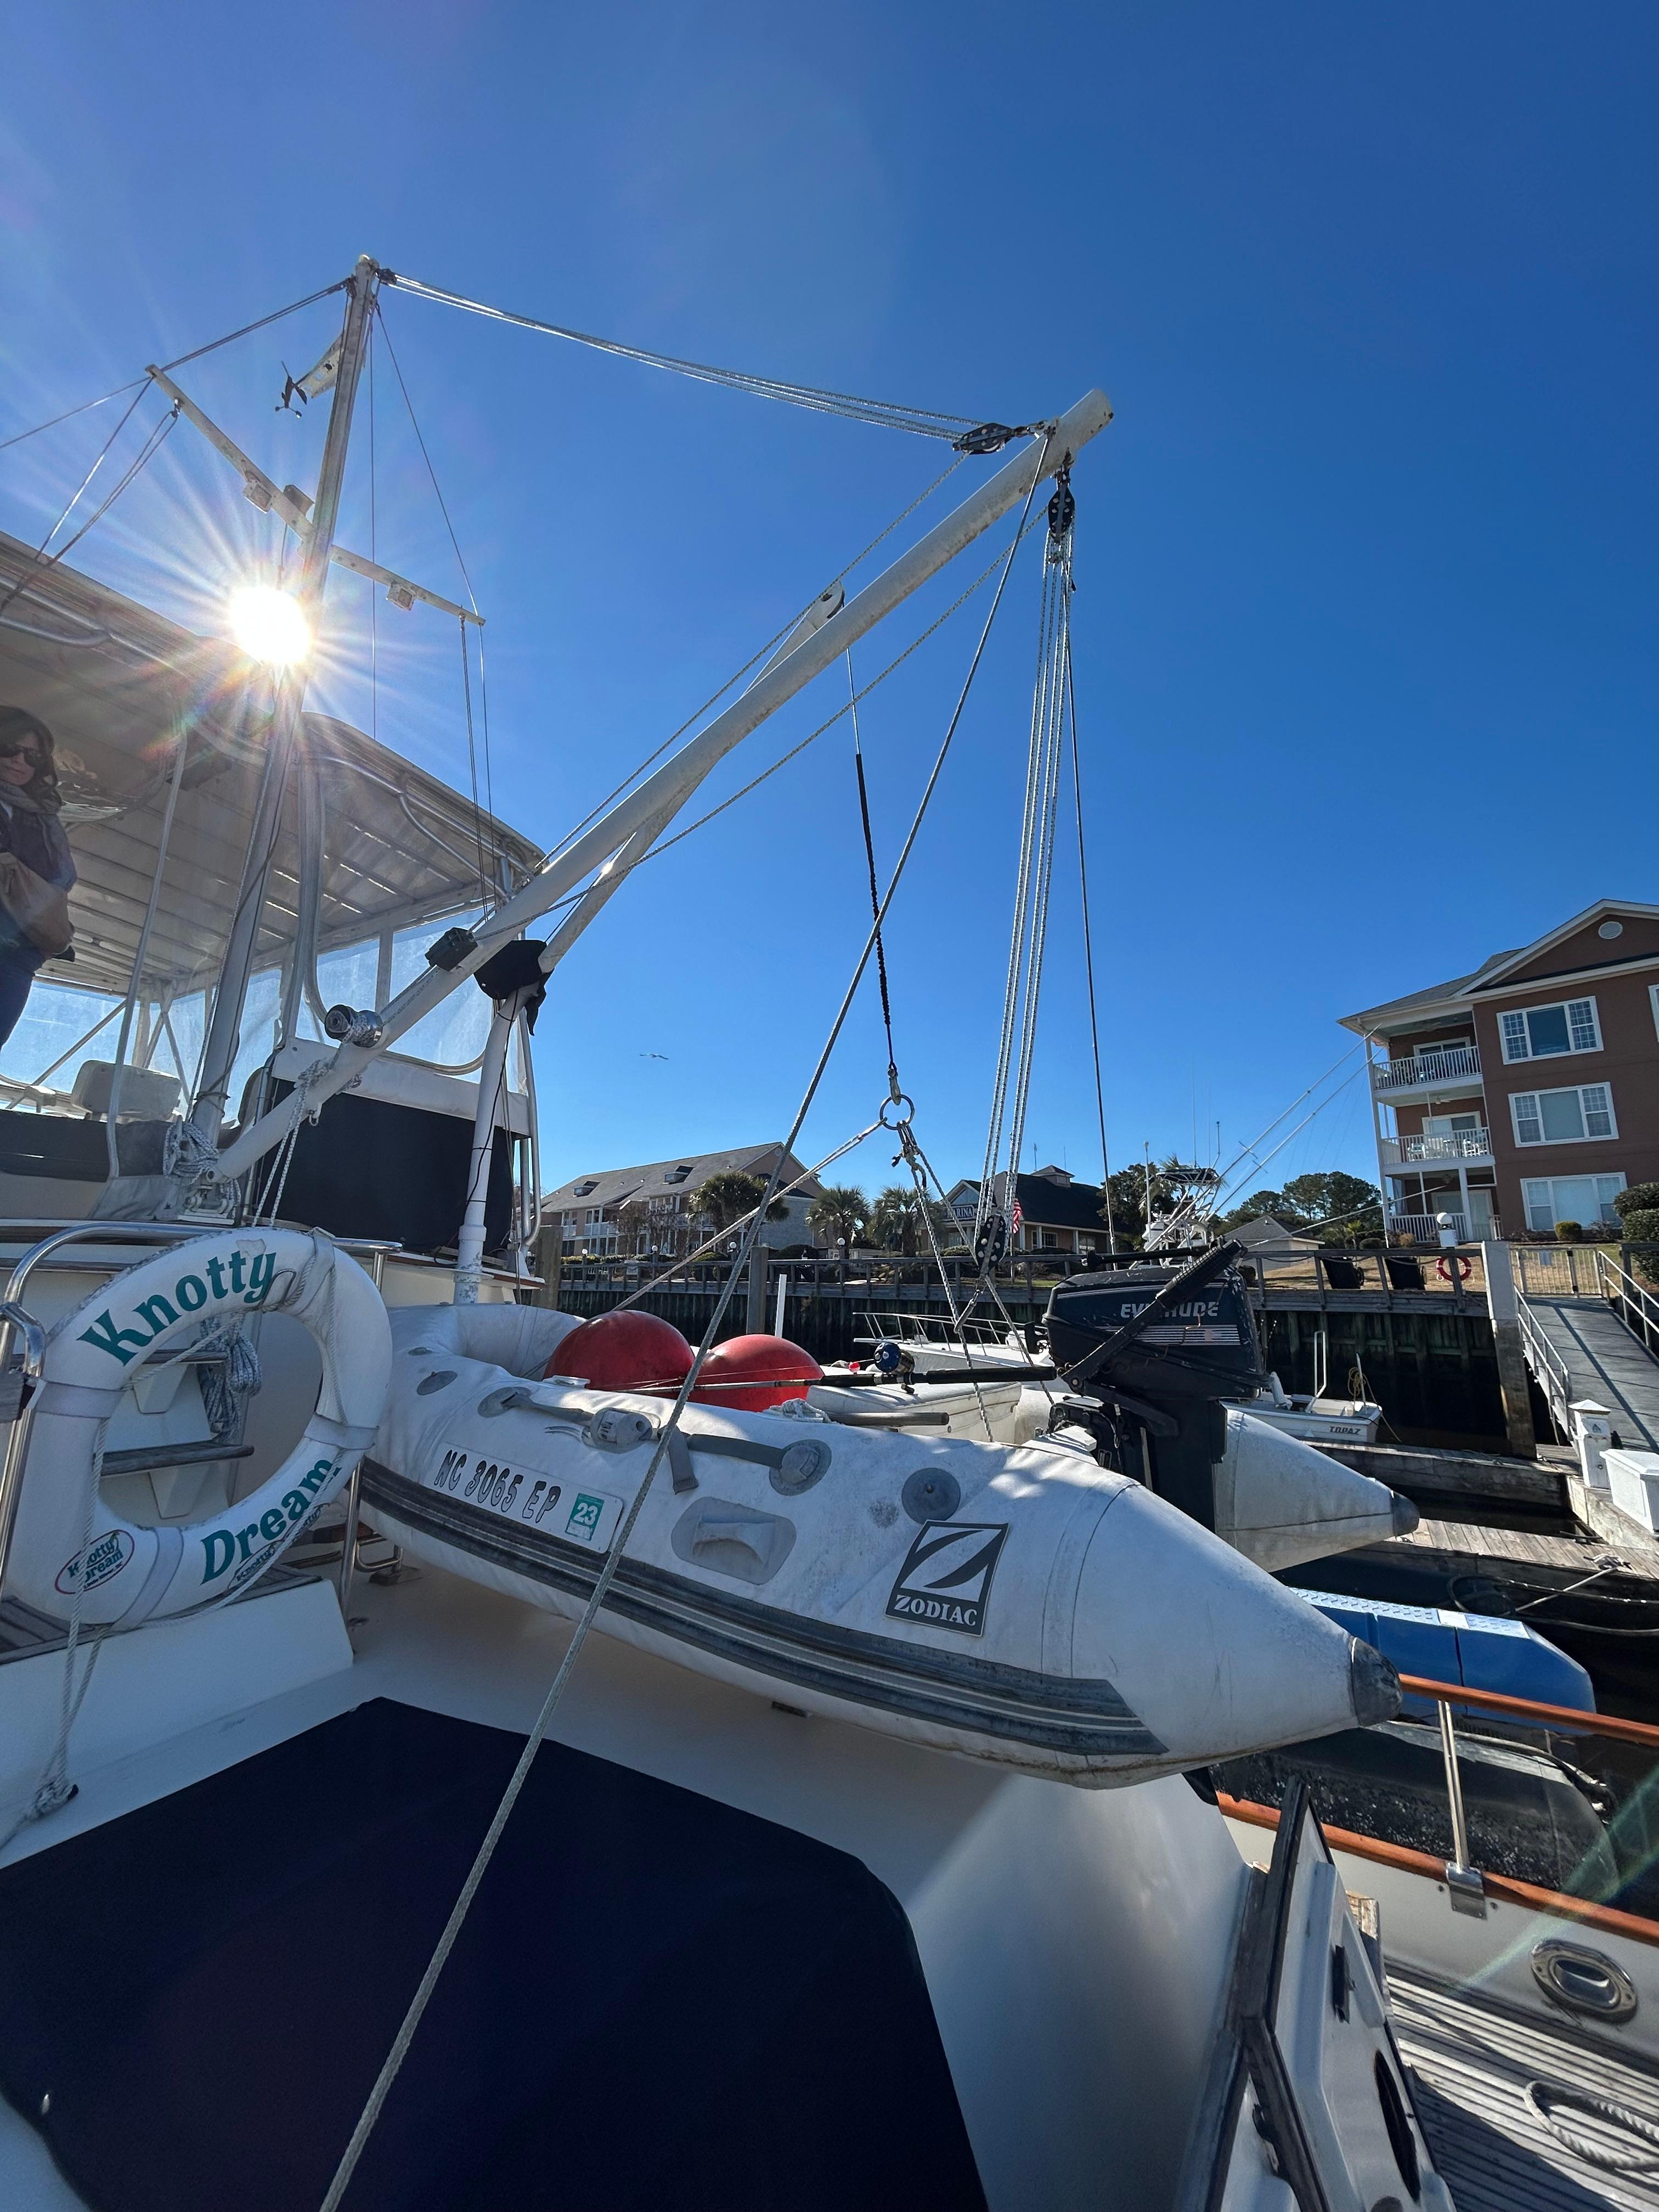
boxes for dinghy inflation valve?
[1347,1639,1402,1728]
[323,1003,385,1047]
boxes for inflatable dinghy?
[364,1305,1400,1786]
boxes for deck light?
[229,585,309,667]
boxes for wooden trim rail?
[1215,1670,1659,1950]
[1397,1672,1659,1752]
[1216,1792,1659,1950]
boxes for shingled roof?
[545,1141,822,1212]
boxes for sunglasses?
[0,742,40,761]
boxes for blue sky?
[2,3,1655,1206]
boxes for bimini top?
[0,529,543,1003]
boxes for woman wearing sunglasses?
[0,707,75,1049]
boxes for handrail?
[1397,1671,1659,1750]
[1216,1671,1659,1944]
[1515,1290,1570,1433]
[1596,1246,1659,1362]
[1216,1793,1659,1950]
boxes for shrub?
[1613,1183,1659,1220]
[1621,1209,1659,1246]
[1554,1221,1582,1243]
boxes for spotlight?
[229,585,309,667]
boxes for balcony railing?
[1371,1045,1482,1093]
[1389,1129,1493,1163]
[1385,1210,1502,1243]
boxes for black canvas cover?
[258,1082,513,1255]
[0,1699,984,2212]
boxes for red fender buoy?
[692,1333,823,1412]
[546,1310,694,1392]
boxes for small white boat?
[1244,1370,1385,1447]
[365,1302,1399,1785]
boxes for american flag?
[1011,1198,1023,1235]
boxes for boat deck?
[1392,1965,1659,2209]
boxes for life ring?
[1436,1252,1473,1282]
[5,1228,392,1627]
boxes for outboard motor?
[1045,1243,1417,1567]
[1045,1243,1272,1528]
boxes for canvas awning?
[0,531,542,1003]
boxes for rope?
[383,270,1027,448]
[976,464,1070,1252]
[847,651,899,1098]
[1066,628,1113,1243]
[318,440,1045,2212]
[1524,2080,1659,2172]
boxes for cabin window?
[386,922,494,1068]
[1509,1084,1616,1146]
[1499,997,1600,1061]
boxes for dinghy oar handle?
[1060,1240,1244,1393]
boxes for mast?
[210,387,1113,1198]
[181,256,380,1165]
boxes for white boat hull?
[367,1307,1397,1785]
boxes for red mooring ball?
[546,1311,695,1392]
[691,1333,824,1413]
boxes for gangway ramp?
[1520,1289,1659,1451]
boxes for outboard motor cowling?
[1046,1245,1265,1528]
[1045,1245,1415,1568]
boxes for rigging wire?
[382,269,1028,448]
[0,393,179,622]
[317,438,1052,2212]
[374,301,500,893]
[576,515,1043,889]
[0,279,351,456]
[533,452,968,878]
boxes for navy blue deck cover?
[0,1699,985,2210]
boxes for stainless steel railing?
[1596,1246,1659,1362]
[1515,1290,1572,1436]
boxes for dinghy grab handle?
[3,1228,392,1628]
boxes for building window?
[572,1178,598,1198]
[1522,1174,1627,1233]
[1651,983,1659,1041]
[1499,998,1600,1062]
[1510,1084,1616,1146]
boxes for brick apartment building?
[1342,900,1659,1241]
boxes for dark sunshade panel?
[0,1698,985,2212]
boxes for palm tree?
[692,1170,788,1236]
[867,1183,954,1257]
[806,1183,869,1257]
